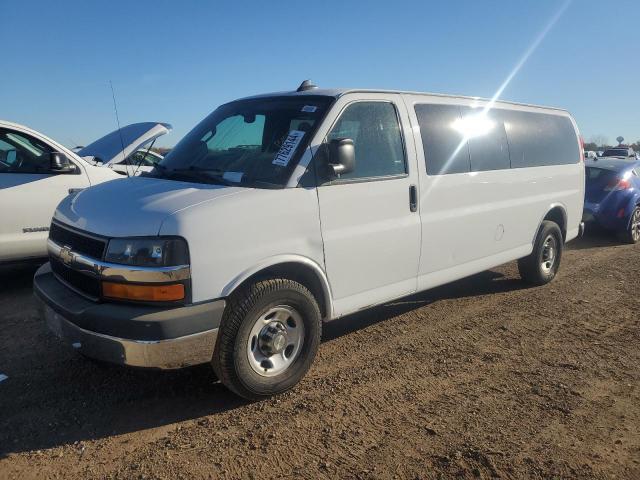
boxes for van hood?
[53,176,246,237]
[77,122,171,166]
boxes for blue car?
[583,158,640,243]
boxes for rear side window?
[585,167,618,186]
[462,107,510,172]
[502,111,579,168]
[415,104,579,174]
[415,104,469,175]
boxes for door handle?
[409,184,418,212]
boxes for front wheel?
[212,278,321,400]
[618,207,640,244]
[518,220,563,285]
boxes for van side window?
[325,102,406,180]
[415,104,470,175]
[462,108,510,172]
[501,111,579,168]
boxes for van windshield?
[156,96,332,188]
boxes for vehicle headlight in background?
[105,237,189,267]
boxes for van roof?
[238,87,569,113]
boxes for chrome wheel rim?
[540,234,557,274]
[631,210,640,242]
[247,306,305,377]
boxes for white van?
[34,83,585,399]
[0,121,170,263]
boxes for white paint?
[48,89,584,322]
[0,120,123,263]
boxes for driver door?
[0,128,89,262]
[313,94,422,317]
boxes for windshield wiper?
[163,166,237,186]
[149,165,281,188]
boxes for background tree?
[589,134,609,148]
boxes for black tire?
[617,207,640,244]
[518,220,563,285]
[212,278,321,400]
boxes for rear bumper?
[583,198,634,231]
[34,263,225,369]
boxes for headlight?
[105,237,189,267]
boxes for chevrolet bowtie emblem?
[59,246,74,265]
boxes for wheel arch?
[540,204,568,242]
[625,195,640,228]
[221,256,333,320]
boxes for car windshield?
[602,149,629,157]
[157,96,333,188]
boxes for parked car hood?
[77,122,171,166]
[53,176,246,237]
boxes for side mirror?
[50,152,74,173]
[328,138,355,176]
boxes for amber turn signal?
[102,282,185,302]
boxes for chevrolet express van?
[34,82,585,399]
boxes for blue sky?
[2,0,639,148]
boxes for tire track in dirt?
[1,233,638,479]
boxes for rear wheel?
[618,207,640,244]
[212,278,321,400]
[518,220,563,285]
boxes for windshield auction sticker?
[273,130,305,167]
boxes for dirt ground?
[0,229,638,480]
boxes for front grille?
[50,257,101,298]
[49,222,106,259]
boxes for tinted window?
[501,110,579,168]
[585,167,617,185]
[0,129,54,173]
[602,148,631,157]
[325,102,405,180]
[463,108,510,172]
[415,104,469,175]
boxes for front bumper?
[34,263,225,369]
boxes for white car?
[34,82,585,399]
[77,122,171,176]
[0,121,168,263]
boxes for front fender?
[220,254,334,319]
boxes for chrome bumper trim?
[43,304,217,369]
[47,238,190,282]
